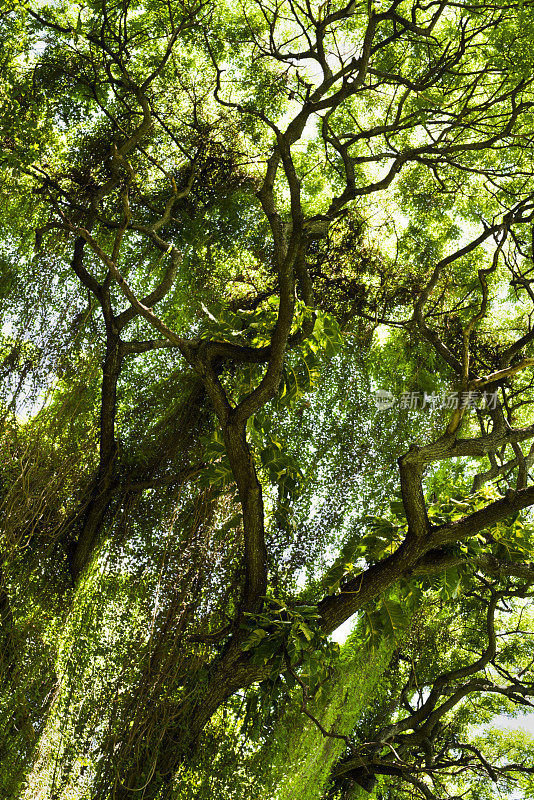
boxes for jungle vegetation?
[3,0,534,798]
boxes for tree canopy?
[3,0,534,798]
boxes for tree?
[3,0,534,797]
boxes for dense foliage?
[3,1,534,798]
